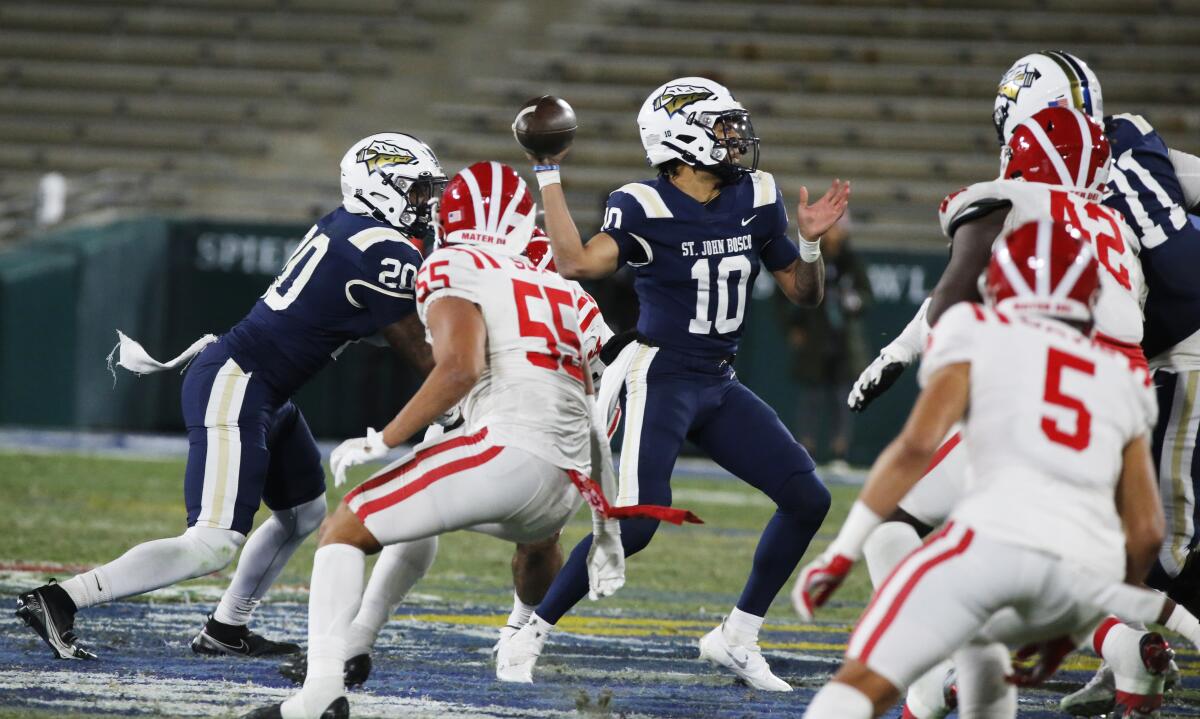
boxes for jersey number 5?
[1041,347,1096,451]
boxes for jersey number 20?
[689,256,751,335]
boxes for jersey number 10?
[689,256,752,335]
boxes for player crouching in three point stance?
[242,161,680,719]
[495,76,849,691]
[796,220,1173,718]
[16,133,444,662]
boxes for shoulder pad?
[611,182,674,218]
[749,170,777,208]
[346,226,422,256]
[939,180,1020,238]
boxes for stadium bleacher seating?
[0,0,1195,245]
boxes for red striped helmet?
[1001,106,1111,193]
[437,161,536,254]
[523,227,557,272]
[983,219,1100,324]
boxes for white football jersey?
[940,180,1146,347]
[918,302,1156,579]
[415,244,597,473]
[568,279,615,380]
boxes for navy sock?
[536,517,660,624]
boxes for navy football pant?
[181,341,326,535]
[537,343,830,622]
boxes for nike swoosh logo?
[725,647,748,669]
[741,215,756,226]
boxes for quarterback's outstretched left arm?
[793,361,968,619]
[771,180,850,306]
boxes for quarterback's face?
[713,116,755,166]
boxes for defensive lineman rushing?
[801,219,1170,718]
[15,133,444,661]
[495,76,849,691]
[243,161,668,719]
[836,51,1200,717]
[274,229,620,689]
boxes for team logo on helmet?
[355,140,417,174]
[654,84,715,117]
[997,63,1042,102]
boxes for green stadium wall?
[0,217,944,465]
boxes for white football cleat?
[494,619,549,683]
[698,621,792,692]
[492,624,520,660]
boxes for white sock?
[953,641,1016,718]
[345,537,437,657]
[60,526,242,609]
[507,591,536,629]
[803,681,873,719]
[281,543,364,718]
[528,612,555,634]
[1094,617,1161,695]
[724,607,765,646]
[1165,603,1200,650]
[863,521,923,587]
[214,495,326,626]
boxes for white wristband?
[828,500,883,560]
[535,169,561,189]
[798,232,822,263]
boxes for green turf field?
[0,450,871,621]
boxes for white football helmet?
[340,132,447,235]
[993,51,1104,144]
[637,76,759,182]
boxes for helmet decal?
[355,139,418,174]
[653,84,716,117]
[997,62,1042,103]
[1043,50,1095,117]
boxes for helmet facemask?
[694,110,760,183]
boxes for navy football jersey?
[601,171,798,357]
[1103,114,1200,358]
[223,207,423,394]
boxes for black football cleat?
[191,614,301,657]
[279,652,372,688]
[15,580,95,660]
[240,696,349,719]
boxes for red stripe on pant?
[344,427,489,504]
[354,445,504,520]
[854,524,975,663]
[923,432,961,475]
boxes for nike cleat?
[191,614,301,657]
[492,624,520,661]
[494,620,549,683]
[698,620,792,692]
[240,696,349,719]
[279,653,372,688]
[15,580,95,660]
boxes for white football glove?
[330,428,389,487]
[587,520,625,600]
[847,298,930,412]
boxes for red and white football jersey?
[568,280,614,379]
[415,244,597,473]
[918,302,1156,579]
[940,180,1146,352]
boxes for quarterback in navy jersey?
[495,76,850,691]
[16,133,445,662]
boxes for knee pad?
[182,526,244,574]
[863,522,923,587]
[804,681,873,719]
[773,471,831,521]
[387,536,438,575]
[281,493,327,538]
[953,641,1015,718]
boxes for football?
[512,95,577,159]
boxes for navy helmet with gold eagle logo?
[340,132,447,235]
[637,76,760,183]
